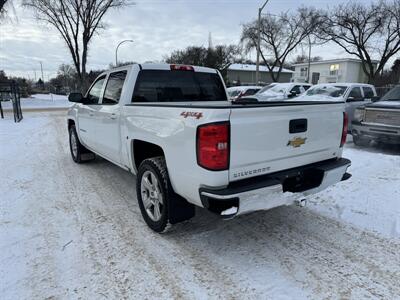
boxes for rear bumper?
[199,158,351,217]
[352,122,400,143]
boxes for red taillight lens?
[340,112,348,147]
[170,64,194,71]
[197,122,230,171]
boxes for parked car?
[254,82,278,95]
[352,85,400,146]
[227,86,262,101]
[67,63,351,232]
[253,83,312,101]
[296,83,377,131]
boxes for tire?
[136,157,195,233]
[353,134,370,147]
[69,125,93,163]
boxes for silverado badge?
[287,137,307,148]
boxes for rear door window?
[103,71,127,105]
[362,86,375,99]
[132,70,227,102]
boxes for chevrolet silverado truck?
[67,63,351,232]
[352,85,400,146]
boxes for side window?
[363,87,374,99]
[290,85,301,94]
[103,71,127,105]
[86,76,106,104]
[348,87,362,100]
[243,89,258,96]
[303,85,311,91]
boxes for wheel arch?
[131,139,166,173]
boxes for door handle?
[89,112,94,117]
[109,113,117,120]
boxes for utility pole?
[307,36,312,83]
[255,0,270,85]
[40,61,44,81]
[115,40,134,66]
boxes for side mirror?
[347,96,362,102]
[68,92,84,103]
[287,91,298,98]
[371,96,380,102]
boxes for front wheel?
[69,125,94,163]
[353,134,370,147]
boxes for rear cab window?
[132,70,227,102]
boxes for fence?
[0,80,23,122]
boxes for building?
[291,58,378,84]
[226,64,293,86]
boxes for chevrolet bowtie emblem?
[287,137,307,148]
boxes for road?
[1,112,399,299]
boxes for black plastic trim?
[125,101,344,109]
[289,118,307,133]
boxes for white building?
[226,64,294,86]
[292,58,378,84]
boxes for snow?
[1,112,399,299]
[308,137,400,239]
[1,93,71,110]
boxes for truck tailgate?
[229,103,345,181]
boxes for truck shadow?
[346,137,400,156]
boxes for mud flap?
[168,194,195,224]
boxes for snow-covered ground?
[1,93,70,110]
[1,112,399,299]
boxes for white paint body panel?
[67,63,348,209]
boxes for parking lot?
[1,112,400,299]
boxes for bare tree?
[23,0,131,89]
[241,7,322,82]
[318,0,400,83]
[165,45,239,76]
[1,0,17,21]
[0,0,8,13]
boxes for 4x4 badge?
[287,137,307,148]
[180,111,203,119]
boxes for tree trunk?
[81,36,89,93]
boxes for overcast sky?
[0,0,386,80]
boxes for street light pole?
[255,0,270,85]
[115,39,134,66]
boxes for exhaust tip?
[296,199,307,207]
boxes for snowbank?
[1,93,71,110]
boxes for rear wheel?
[136,157,195,232]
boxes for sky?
[0,0,388,80]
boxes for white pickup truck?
[67,63,351,232]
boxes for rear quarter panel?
[121,105,231,206]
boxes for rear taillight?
[340,112,348,147]
[170,64,194,71]
[197,122,230,171]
